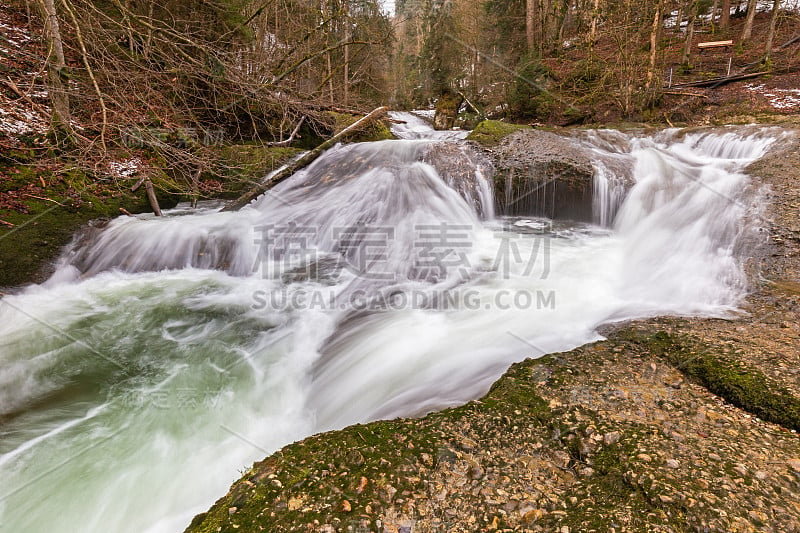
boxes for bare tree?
[647,0,664,89]
[741,0,758,40]
[526,0,540,52]
[764,0,782,59]
[720,0,731,28]
[36,0,73,142]
[588,0,602,50]
[683,0,698,64]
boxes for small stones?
[228,507,238,515]
[665,459,680,469]
[603,431,621,445]
[637,453,653,463]
[521,508,543,524]
[287,496,304,511]
[467,461,485,480]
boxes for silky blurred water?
[0,118,777,532]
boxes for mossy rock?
[625,329,800,432]
[0,166,178,289]
[324,111,395,143]
[214,144,305,198]
[466,120,528,146]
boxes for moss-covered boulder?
[465,120,528,147]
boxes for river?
[0,115,778,532]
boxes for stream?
[0,115,779,532]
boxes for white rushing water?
[0,116,779,532]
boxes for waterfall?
[0,121,779,533]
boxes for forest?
[1,0,797,205]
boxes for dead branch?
[264,116,305,147]
[22,194,67,206]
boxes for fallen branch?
[22,194,66,206]
[663,90,709,98]
[222,106,389,212]
[456,89,483,118]
[130,176,146,192]
[670,71,768,88]
[2,76,50,116]
[0,220,15,227]
[780,34,800,49]
[119,207,134,217]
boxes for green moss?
[626,330,800,432]
[214,144,304,198]
[466,120,528,146]
[0,164,181,288]
[185,357,557,533]
[324,111,395,143]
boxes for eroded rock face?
[480,129,597,222]
[422,142,496,219]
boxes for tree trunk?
[526,0,537,52]
[719,0,731,30]
[764,0,782,59]
[36,0,72,142]
[343,5,350,105]
[720,0,730,28]
[588,0,601,49]
[647,0,664,90]
[683,1,698,64]
[742,0,758,41]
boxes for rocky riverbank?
[184,127,800,533]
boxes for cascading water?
[0,115,780,533]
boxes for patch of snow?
[109,158,143,179]
[0,94,49,135]
[745,83,800,111]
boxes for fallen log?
[780,34,800,49]
[669,71,768,88]
[222,106,389,212]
